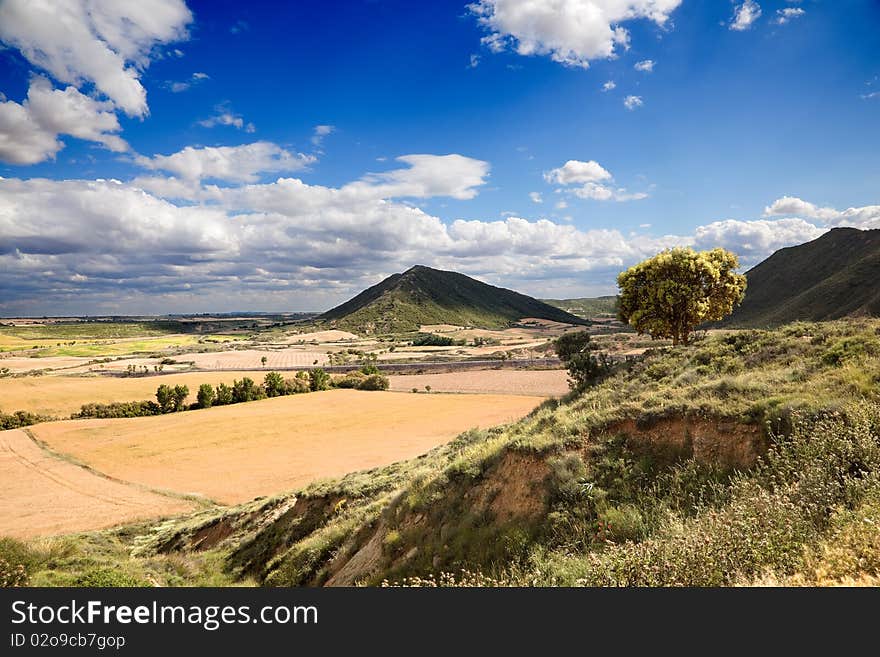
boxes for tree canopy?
[617,247,747,345]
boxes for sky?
[0,0,878,315]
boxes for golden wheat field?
[29,390,544,506]
[0,429,196,539]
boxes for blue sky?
[0,0,878,315]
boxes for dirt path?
[0,429,197,539]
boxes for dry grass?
[30,390,543,505]
[387,369,570,396]
[0,429,196,539]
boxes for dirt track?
[0,429,196,539]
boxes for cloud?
[693,218,824,265]
[763,195,880,230]
[546,159,648,202]
[544,160,612,185]
[230,20,249,34]
[529,191,543,203]
[311,125,335,147]
[135,142,316,183]
[3,165,875,313]
[469,0,682,69]
[624,95,644,110]
[198,106,255,132]
[468,54,481,68]
[350,154,491,200]
[763,195,841,221]
[634,59,655,72]
[730,1,762,31]
[862,92,879,101]
[776,7,805,24]
[0,76,127,164]
[602,80,617,92]
[0,0,193,117]
[167,71,210,93]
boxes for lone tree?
[617,247,747,346]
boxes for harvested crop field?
[172,348,329,370]
[387,369,570,396]
[31,390,543,505]
[0,429,196,539]
[0,371,277,417]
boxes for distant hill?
[543,296,619,319]
[319,265,587,334]
[725,227,880,327]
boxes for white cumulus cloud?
[634,59,655,72]
[624,95,644,110]
[0,76,127,164]
[135,142,316,183]
[469,0,682,69]
[731,1,762,31]
[0,0,193,117]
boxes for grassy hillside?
[8,319,880,587]
[726,227,880,327]
[318,265,587,334]
[543,296,618,319]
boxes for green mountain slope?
[543,296,619,319]
[318,265,587,333]
[726,227,880,327]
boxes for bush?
[412,333,456,347]
[309,368,331,392]
[358,374,390,391]
[74,400,161,419]
[0,557,28,587]
[73,568,148,587]
[215,382,233,405]
[553,331,612,391]
[196,383,215,409]
[286,377,310,394]
[334,371,367,389]
[232,377,264,403]
[0,410,53,429]
[263,371,286,397]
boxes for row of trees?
[74,367,389,419]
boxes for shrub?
[412,333,457,347]
[286,377,311,394]
[196,383,215,409]
[0,558,28,587]
[263,371,286,397]
[232,377,264,403]
[309,368,331,392]
[215,382,233,405]
[0,410,53,429]
[334,371,366,389]
[358,374,390,391]
[553,331,612,391]
[74,400,161,419]
[73,568,148,587]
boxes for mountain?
[318,265,587,333]
[543,296,619,319]
[725,227,880,327]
